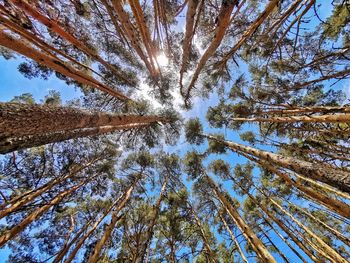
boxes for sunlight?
[156,53,169,67]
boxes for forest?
[0,0,349,262]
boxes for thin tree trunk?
[0,13,104,80]
[0,157,99,218]
[284,199,350,247]
[269,198,348,263]
[0,30,131,101]
[206,176,276,263]
[237,151,350,218]
[111,0,156,77]
[86,175,141,263]
[1,123,149,154]
[259,226,290,263]
[184,1,235,104]
[0,176,93,247]
[128,0,157,71]
[180,0,200,88]
[188,204,217,263]
[218,0,279,67]
[203,134,350,193]
[261,214,308,263]
[256,106,350,116]
[8,0,133,86]
[0,102,166,139]
[231,114,350,123]
[218,212,248,263]
[232,178,320,262]
[53,219,93,263]
[141,178,168,262]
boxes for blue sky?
[0,1,349,262]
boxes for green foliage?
[185,118,204,145]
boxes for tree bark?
[218,212,248,263]
[269,198,348,263]
[0,30,131,101]
[206,176,276,263]
[0,102,165,139]
[231,114,350,123]
[8,0,133,86]
[0,157,99,218]
[238,151,350,218]
[1,123,149,154]
[141,178,168,262]
[234,181,321,262]
[184,1,235,104]
[203,134,350,193]
[218,0,279,67]
[0,176,92,247]
[86,175,141,263]
[256,106,350,116]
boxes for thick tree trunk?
[0,157,99,218]
[206,176,276,263]
[269,198,348,263]
[141,178,168,262]
[203,134,350,193]
[184,1,235,104]
[0,177,91,247]
[238,151,350,218]
[231,114,350,123]
[87,175,140,263]
[218,0,279,67]
[8,0,133,86]
[1,123,149,154]
[218,212,248,263]
[0,30,131,101]
[0,102,165,139]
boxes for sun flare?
[156,53,169,67]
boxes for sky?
[0,1,349,262]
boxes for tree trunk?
[0,102,166,139]
[0,177,92,247]
[0,13,104,80]
[86,175,140,263]
[1,123,149,154]
[184,1,236,104]
[256,106,350,116]
[8,0,133,86]
[53,219,93,263]
[189,204,217,263]
[232,178,320,262]
[203,134,350,193]
[0,30,131,101]
[180,0,200,89]
[206,176,276,263]
[261,214,308,263]
[238,151,350,218]
[269,198,348,263]
[111,0,157,77]
[218,212,248,263]
[231,114,350,123]
[218,0,279,67]
[141,178,168,262]
[0,157,99,218]
[285,199,350,247]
